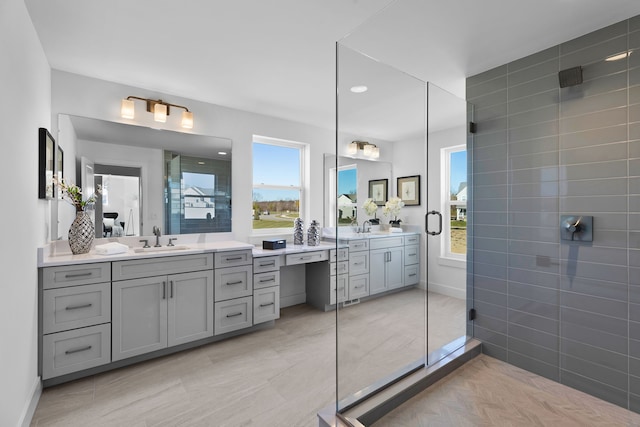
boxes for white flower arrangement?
[362,198,378,216]
[382,197,405,220]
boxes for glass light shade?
[347,142,358,155]
[363,144,374,157]
[121,99,135,119]
[371,146,380,159]
[154,103,167,123]
[181,111,194,129]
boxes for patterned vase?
[68,211,95,254]
[293,218,304,245]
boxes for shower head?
[558,66,583,88]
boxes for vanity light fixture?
[120,96,194,129]
[348,140,379,159]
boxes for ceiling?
[25,0,640,137]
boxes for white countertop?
[38,240,255,267]
[321,230,419,241]
[38,239,339,267]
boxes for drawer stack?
[40,263,111,380]
[214,250,254,335]
[252,255,281,324]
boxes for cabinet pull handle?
[162,281,166,299]
[170,281,174,298]
[260,261,276,267]
[354,285,364,289]
[226,280,243,286]
[354,262,363,266]
[260,302,275,307]
[64,272,92,278]
[409,273,417,277]
[259,277,275,283]
[65,303,93,311]
[65,345,92,355]
[225,256,243,261]
[226,312,243,318]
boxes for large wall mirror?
[53,114,232,241]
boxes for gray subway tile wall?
[467,14,640,411]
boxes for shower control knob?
[565,218,581,233]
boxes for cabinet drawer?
[215,250,252,268]
[286,250,328,266]
[349,252,369,276]
[253,270,280,290]
[253,286,280,324]
[349,274,369,299]
[330,261,349,276]
[369,236,404,250]
[330,248,349,262]
[215,265,252,301]
[253,256,281,273]
[404,234,419,245]
[215,296,253,335]
[348,240,369,253]
[404,245,419,266]
[330,274,348,305]
[113,253,213,281]
[43,283,111,334]
[42,324,110,380]
[405,265,419,285]
[42,263,111,290]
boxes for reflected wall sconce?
[120,96,194,129]
[347,140,379,159]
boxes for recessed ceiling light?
[350,85,368,93]
[198,161,206,165]
[606,51,631,61]
[218,151,227,155]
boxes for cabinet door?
[167,270,214,347]
[387,247,404,290]
[349,274,369,299]
[112,277,168,361]
[369,249,387,295]
[349,252,369,276]
[215,265,252,302]
[253,286,280,324]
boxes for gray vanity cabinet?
[111,254,214,362]
[369,238,404,295]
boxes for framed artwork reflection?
[397,175,420,206]
[368,179,388,206]
[38,127,55,199]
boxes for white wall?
[51,70,336,243]
[55,114,78,239]
[0,0,51,425]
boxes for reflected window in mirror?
[165,152,231,234]
[252,136,307,232]
[329,164,357,226]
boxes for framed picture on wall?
[368,179,388,206]
[38,127,55,199]
[397,175,420,206]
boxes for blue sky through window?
[253,142,301,201]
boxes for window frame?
[440,144,467,262]
[252,135,308,235]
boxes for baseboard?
[19,376,41,427]
[428,281,465,300]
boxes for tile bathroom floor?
[40,288,634,427]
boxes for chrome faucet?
[362,220,371,233]
[152,226,162,247]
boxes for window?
[328,164,357,226]
[252,136,307,232]
[442,145,467,259]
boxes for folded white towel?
[389,227,403,233]
[95,242,129,255]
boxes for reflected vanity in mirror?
[53,114,232,241]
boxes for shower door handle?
[425,210,443,236]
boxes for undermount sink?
[134,245,189,253]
